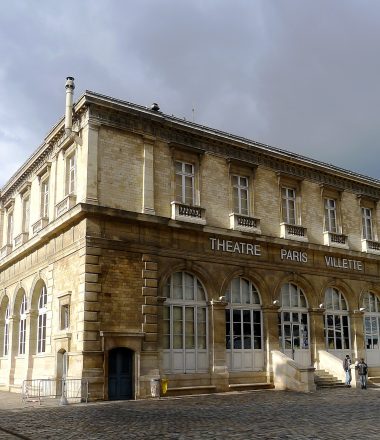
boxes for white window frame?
[4,305,10,356]
[163,272,208,373]
[362,207,374,241]
[324,198,338,233]
[41,178,49,219]
[363,292,380,350]
[66,151,77,196]
[232,175,249,216]
[279,283,309,352]
[175,161,195,205]
[37,285,47,353]
[324,287,350,351]
[281,187,296,225]
[19,294,27,355]
[225,277,263,371]
[7,211,13,245]
[22,196,30,233]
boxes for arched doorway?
[278,283,310,366]
[108,348,133,400]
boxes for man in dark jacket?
[343,355,352,387]
[356,358,368,389]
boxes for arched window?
[225,277,262,371]
[279,283,309,360]
[37,285,47,353]
[4,304,10,356]
[19,294,27,355]
[162,272,208,373]
[324,287,350,350]
[363,292,380,350]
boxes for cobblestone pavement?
[0,388,380,439]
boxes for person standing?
[356,358,368,389]
[343,354,352,387]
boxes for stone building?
[1,77,380,399]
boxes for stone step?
[315,369,345,389]
[229,382,274,391]
[164,385,216,397]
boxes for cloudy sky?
[1,0,380,188]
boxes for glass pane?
[184,273,194,300]
[282,285,290,307]
[175,174,182,200]
[173,335,182,349]
[231,278,240,304]
[252,289,260,305]
[241,279,250,304]
[184,163,193,174]
[197,281,206,301]
[341,295,347,311]
[197,335,206,349]
[243,336,252,349]
[172,273,183,299]
[333,291,339,310]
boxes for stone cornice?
[3,90,380,205]
[89,102,380,199]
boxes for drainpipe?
[64,76,82,145]
[65,77,75,135]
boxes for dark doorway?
[108,347,133,400]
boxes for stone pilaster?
[209,299,229,392]
[309,308,325,366]
[262,305,280,376]
[139,254,160,397]
[141,137,155,215]
[25,310,38,380]
[351,310,365,361]
[84,120,100,205]
[5,315,17,386]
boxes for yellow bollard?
[161,378,168,395]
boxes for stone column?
[139,254,160,397]
[5,315,17,386]
[142,136,155,215]
[84,120,100,205]
[351,310,365,362]
[25,310,38,380]
[209,299,229,392]
[262,305,280,378]
[309,308,325,367]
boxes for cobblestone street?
[0,388,379,439]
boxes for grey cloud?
[1,0,380,187]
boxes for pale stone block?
[142,269,157,279]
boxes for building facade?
[1,78,380,399]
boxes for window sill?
[230,213,261,234]
[280,223,308,242]
[56,194,76,217]
[362,239,380,255]
[323,231,348,249]
[171,201,206,225]
[32,217,49,235]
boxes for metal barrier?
[22,378,89,405]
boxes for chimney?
[65,77,75,134]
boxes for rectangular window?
[41,179,49,218]
[232,175,249,215]
[7,212,13,245]
[66,152,76,195]
[37,313,47,353]
[22,197,30,233]
[175,161,194,205]
[324,198,337,233]
[19,319,26,355]
[362,207,373,240]
[60,304,70,330]
[282,187,296,224]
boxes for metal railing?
[22,378,89,405]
